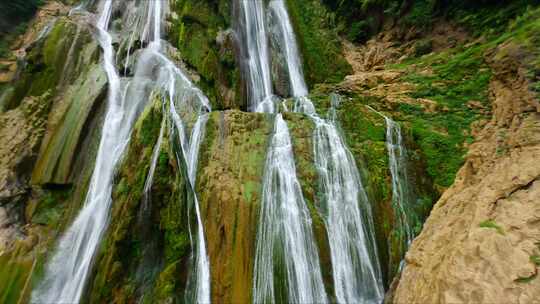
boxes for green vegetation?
[322,0,540,42]
[0,22,28,57]
[169,0,239,110]
[479,220,505,235]
[515,272,538,283]
[389,5,540,189]
[0,0,44,57]
[285,0,352,86]
[530,254,540,266]
[30,188,72,226]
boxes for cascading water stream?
[312,98,384,303]
[32,1,146,302]
[268,0,385,302]
[33,1,212,303]
[268,0,308,98]
[253,114,328,304]
[159,49,211,304]
[385,117,415,249]
[236,1,329,302]
[235,0,274,112]
[367,106,416,265]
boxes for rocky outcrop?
[394,39,540,303]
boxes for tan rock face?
[394,42,540,304]
[197,110,272,303]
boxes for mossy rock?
[170,0,240,110]
[285,0,352,86]
[196,110,271,303]
[87,97,192,303]
[7,17,99,111]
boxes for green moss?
[479,220,505,235]
[0,252,34,304]
[30,188,72,226]
[389,38,492,188]
[515,272,538,283]
[154,261,181,301]
[530,254,540,266]
[6,19,91,110]
[285,0,352,86]
[169,0,239,110]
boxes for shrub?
[348,20,370,43]
[413,39,433,57]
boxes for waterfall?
[267,0,308,97]
[385,117,415,250]
[268,0,385,302]
[368,106,416,267]
[155,37,211,303]
[32,1,145,302]
[32,1,212,303]
[184,113,211,304]
[235,0,274,112]
[235,1,329,302]
[312,100,384,303]
[253,114,328,304]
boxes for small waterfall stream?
[385,117,415,250]
[367,106,416,268]
[157,43,212,304]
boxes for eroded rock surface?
[394,40,540,304]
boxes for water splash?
[253,114,328,304]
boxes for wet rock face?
[196,110,272,303]
[0,10,106,300]
[394,41,540,304]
